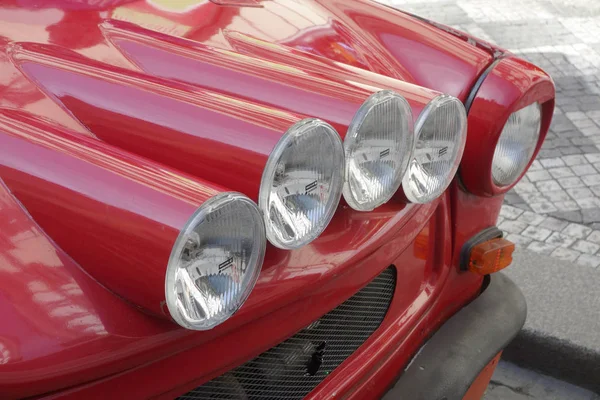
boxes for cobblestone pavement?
[383,0,600,266]
[484,361,600,400]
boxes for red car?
[0,0,554,399]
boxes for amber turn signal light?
[468,238,515,275]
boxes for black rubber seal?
[459,226,504,271]
[382,272,527,400]
[464,57,503,113]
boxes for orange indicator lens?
[468,238,515,275]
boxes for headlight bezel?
[343,90,414,211]
[402,94,468,204]
[165,192,266,331]
[459,57,555,197]
[491,102,542,187]
[259,118,344,250]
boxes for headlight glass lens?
[492,103,541,186]
[343,90,414,211]
[165,192,266,331]
[403,95,467,203]
[259,118,344,249]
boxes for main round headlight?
[403,95,467,203]
[259,118,344,249]
[165,192,266,330]
[492,103,541,186]
[343,90,414,211]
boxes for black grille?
[178,267,396,400]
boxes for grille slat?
[178,267,395,400]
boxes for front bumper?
[383,272,527,400]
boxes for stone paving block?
[548,166,574,178]
[543,139,564,149]
[559,105,579,113]
[558,176,584,189]
[581,207,600,224]
[504,192,525,206]
[584,153,600,163]
[539,149,563,158]
[520,192,549,204]
[402,1,471,25]
[573,118,596,130]
[550,246,580,261]
[546,232,577,248]
[571,136,595,146]
[519,211,545,226]
[587,110,600,120]
[499,220,528,234]
[526,241,557,254]
[576,253,600,268]
[529,201,558,214]
[562,154,587,166]
[513,202,533,212]
[535,179,561,192]
[456,0,554,23]
[540,157,565,168]
[500,205,524,219]
[552,121,577,134]
[580,125,600,136]
[456,22,495,43]
[514,181,537,194]
[539,216,569,231]
[571,164,597,176]
[481,20,579,48]
[553,200,580,211]
[566,187,593,200]
[521,225,553,241]
[527,170,552,182]
[505,233,533,247]
[562,223,592,238]
[571,240,600,255]
[586,230,600,244]
[560,146,583,155]
[550,210,583,223]
[578,145,599,154]
[561,16,600,45]
[587,184,600,196]
[581,174,600,186]
[528,160,543,171]
[565,111,587,121]
[544,190,571,202]
[574,197,600,209]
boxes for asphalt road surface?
[485,362,599,400]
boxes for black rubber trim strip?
[457,57,504,192]
[382,272,527,400]
[464,57,504,113]
[459,226,504,271]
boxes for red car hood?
[0,0,492,124]
[0,0,493,398]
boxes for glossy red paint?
[99,18,437,126]
[0,175,181,398]
[460,56,556,197]
[0,109,223,317]
[8,37,437,202]
[0,0,552,398]
[46,194,483,400]
[313,0,493,98]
